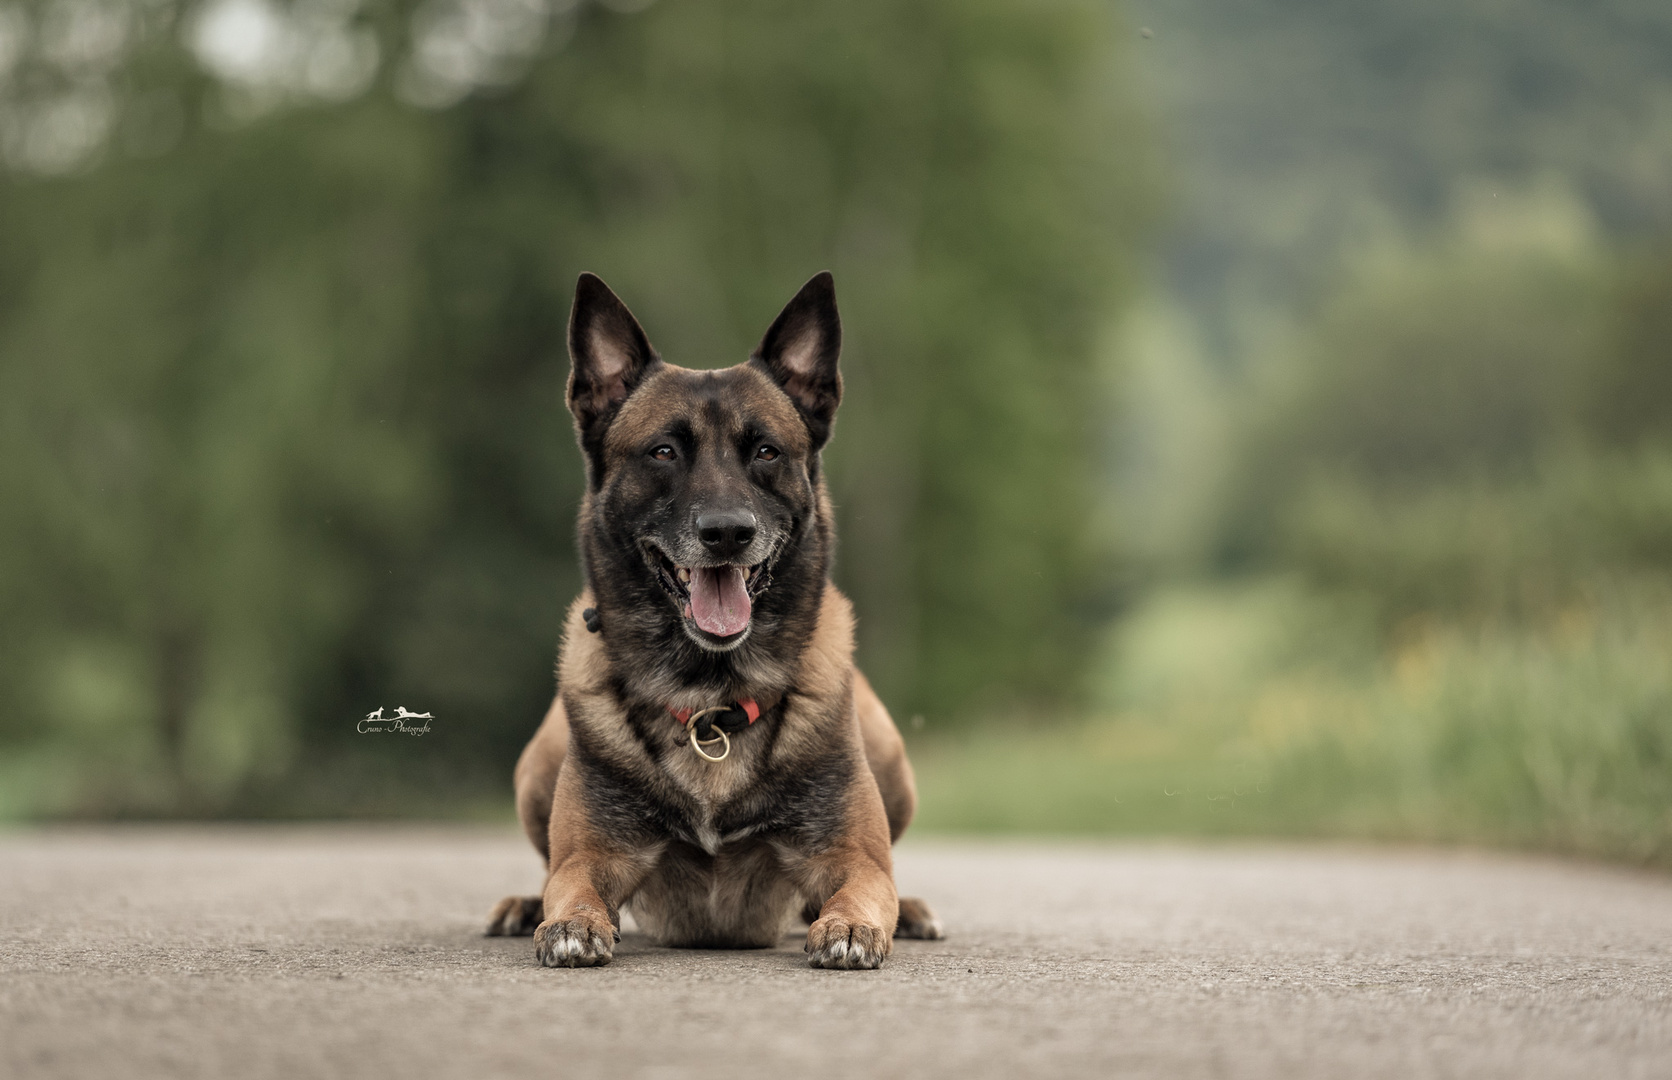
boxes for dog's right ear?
[567,273,661,459]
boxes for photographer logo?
[358,707,434,736]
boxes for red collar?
[669,699,761,726]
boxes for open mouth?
[644,543,773,640]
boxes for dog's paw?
[485,895,543,937]
[895,896,944,940]
[806,915,890,970]
[533,913,617,968]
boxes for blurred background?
[0,0,1667,866]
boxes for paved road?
[2,827,1669,1079]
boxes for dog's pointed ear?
[751,271,842,448]
[567,272,661,448]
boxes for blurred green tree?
[1593,245,1672,448]
[0,0,1153,814]
[1212,203,1672,627]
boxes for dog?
[485,271,942,969]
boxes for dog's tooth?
[678,567,690,583]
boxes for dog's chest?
[658,738,769,852]
[629,724,853,859]
[626,838,802,949]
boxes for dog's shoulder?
[794,583,855,698]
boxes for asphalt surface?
[2,827,1669,1079]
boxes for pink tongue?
[688,566,751,637]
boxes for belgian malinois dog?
[486,271,942,969]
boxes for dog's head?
[566,272,841,655]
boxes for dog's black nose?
[696,510,757,558]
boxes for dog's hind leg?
[486,692,569,936]
[854,671,916,841]
[485,895,544,936]
[853,672,946,940]
[512,693,569,861]
[895,896,944,939]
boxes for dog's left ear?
[751,272,842,449]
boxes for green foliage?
[0,0,1152,815]
[1594,247,1672,446]
[1252,251,1607,484]
[1219,216,1672,620]
[1125,0,1672,344]
[1280,450,1672,623]
[916,580,1672,867]
[0,101,447,812]
[913,2,1672,861]
[1038,196,1672,861]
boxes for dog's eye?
[651,445,677,462]
[755,445,780,462]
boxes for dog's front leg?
[532,764,651,968]
[798,780,899,970]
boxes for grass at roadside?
[910,578,1672,867]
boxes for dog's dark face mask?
[566,272,842,657]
